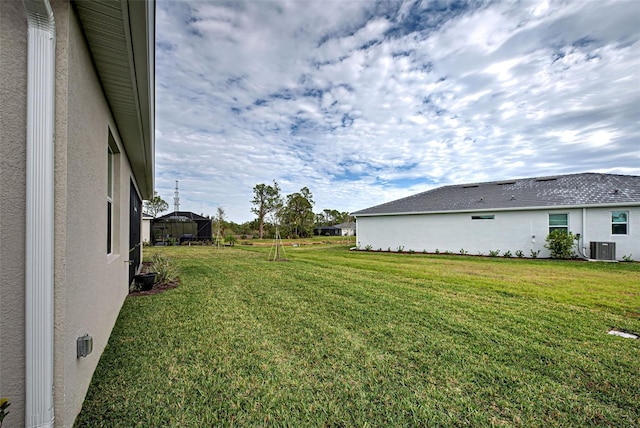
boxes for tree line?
[251,181,353,239]
[143,182,353,240]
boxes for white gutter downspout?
[582,207,589,260]
[23,0,55,427]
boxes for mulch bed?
[129,261,180,296]
[129,278,180,296]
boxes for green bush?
[149,253,178,284]
[544,230,577,259]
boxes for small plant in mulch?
[130,253,180,296]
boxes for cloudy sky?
[155,0,640,222]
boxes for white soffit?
[73,0,154,198]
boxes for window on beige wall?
[107,146,114,254]
[107,129,120,255]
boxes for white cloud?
[154,0,640,222]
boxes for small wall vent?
[590,242,616,261]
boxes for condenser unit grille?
[590,242,616,260]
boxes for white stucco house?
[352,173,640,260]
[0,1,154,426]
[142,213,154,244]
[335,221,356,236]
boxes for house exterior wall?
[0,2,144,426]
[341,228,356,237]
[356,206,640,260]
[53,2,137,425]
[582,207,639,259]
[0,2,28,425]
[142,218,152,243]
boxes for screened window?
[107,147,114,254]
[611,211,628,235]
[549,213,568,233]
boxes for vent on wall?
[590,242,616,260]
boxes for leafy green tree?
[251,181,282,239]
[143,192,168,218]
[545,230,577,259]
[315,209,354,227]
[282,187,315,238]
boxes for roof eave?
[74,0,155,199]
[352,201,640,217]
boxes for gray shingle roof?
[334,222,356,229]
[352,173,640,216]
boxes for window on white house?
[611,211,628,235]
[107,146,114,254]
[472,215,495,220]
[549,213,568,233]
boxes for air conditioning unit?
[590,242,616,261]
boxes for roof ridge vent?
[462,183,479,188]
[496,180,516,185]
[535,176,558,182]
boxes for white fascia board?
[353,202,640,218]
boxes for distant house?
[152,211,213,243]
[314,222,356,237]
[314,225,341,236]
[142,213,154,244]
[335,222,356,236]
[0,0,155,426]
[352,173,639,260]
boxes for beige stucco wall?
[1,2,142,426]
[53,1,137,425]
[0,2,28,426]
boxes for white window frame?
[611,211,628,235]
[548,213,568,234]
[107,146,114,254]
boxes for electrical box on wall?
[77,334,93,358]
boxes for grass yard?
[75,245,640,427]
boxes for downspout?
[581,207,589,259]
[575,207,589,260]
[23,0,55,427]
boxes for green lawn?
[75,245,640,427]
